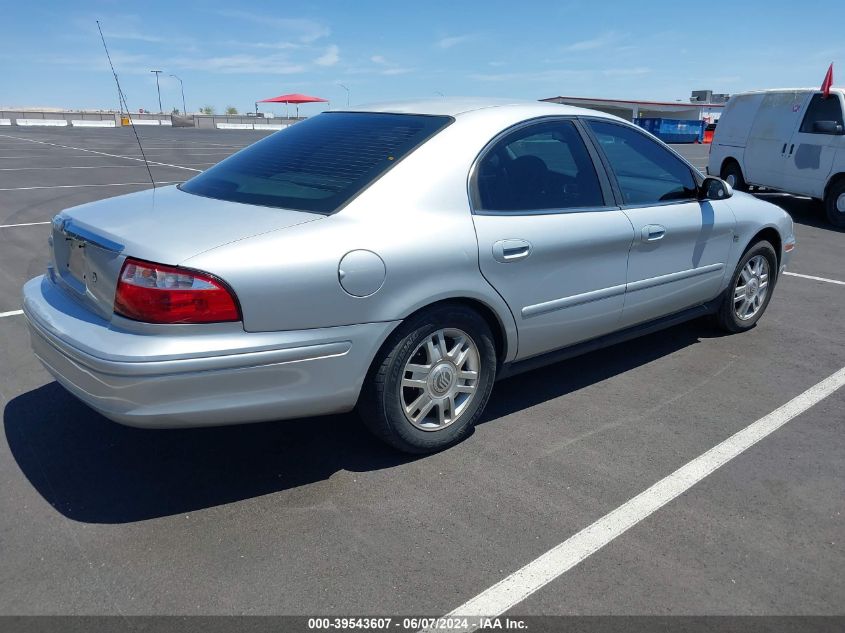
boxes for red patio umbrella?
[256,93,329,118]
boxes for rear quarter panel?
[181,110,526,361]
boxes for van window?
[799,94,844,134]
[180,112,452,214]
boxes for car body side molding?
[626,263,725,293]
[519,264,724,320]
[498,297,721,380]
[521,283,627,318]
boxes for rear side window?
[587,120,697,205]
[799,94,844,134]
[180,112,452,214]
[476,119,604,212]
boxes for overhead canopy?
[258,93,328,104]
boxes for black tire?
[824,179,845,228]
[720,160,748,192]
[358,305,497,454]
[716,240,778,333]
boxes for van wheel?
[721,161,747,192]
[824,179,845,228]
[358,305,497,454]
[716,241,777,333]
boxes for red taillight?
[114,258,240,324]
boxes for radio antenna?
[96,20,156,188]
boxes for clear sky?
[1,0,841,115]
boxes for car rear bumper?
[23,276,398,428]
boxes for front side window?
[180,112,452,214]
[476,119,604,212]
[799,94,844,134]
[587,120,697,205]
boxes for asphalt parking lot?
[0,128,842,619]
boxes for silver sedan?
[23,99,796,453]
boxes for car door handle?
[641,225,666,242]
[492,239,532,263]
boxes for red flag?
[821,63,834,99]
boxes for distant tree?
[171,107,180,115]
[200,105,215,115]
[225,106,239,115]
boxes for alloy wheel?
[733,255,770,321]
[399,328,480,431]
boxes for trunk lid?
[50,185,321,320]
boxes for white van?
[708,88,845,226]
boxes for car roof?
[338,97,615,119]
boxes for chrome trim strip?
[620,199,699,211]
[626,263,724,293]
[473,205,620,217]
[522,283,626,318]
[520,263,725,319]
[59,218,125,253]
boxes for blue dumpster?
[634,118,705,144]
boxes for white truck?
[708,88,845,227]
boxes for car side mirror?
[700,176,733,201]
[812,120,844,134]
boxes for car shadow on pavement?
[4,319,726,525]
[480,319,726,423]
[3,388,412,525]
[754,192,845,233]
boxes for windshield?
[179,112,452,214]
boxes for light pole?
[169,74,186,116]
[150,70,163,113]
[338,83,350,107]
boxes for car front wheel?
[359,305,497,453]
[716,240,778,333]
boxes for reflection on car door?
[781,92,845,198]
[585,119,736,329]
[471,118,634,361]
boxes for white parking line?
[0,165,176,171]
[0,310,24,319]
[0,134,202,172]
[0,155,157,160]
[435,367,845,628]
[0,181,182,191]
[0,221,51,228]
[783,271,845,286]
[95,152,234,157]
[62,145,245,149]
[0,162,214,168]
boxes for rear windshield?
[179,112,452,214]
